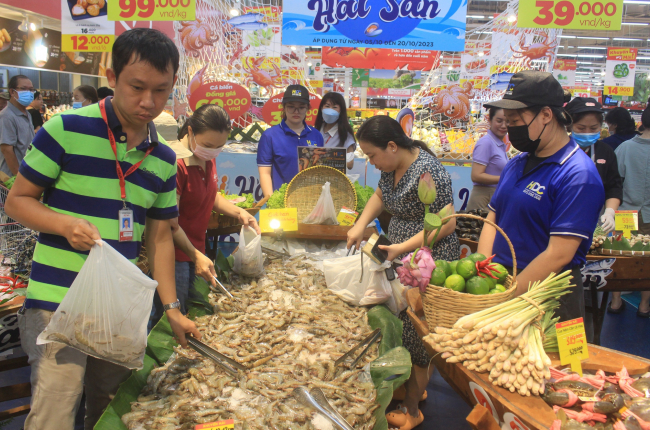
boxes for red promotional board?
[322,47,440,71]
[262,93,321,126]
[554,59,577,71]
[188,82,251,120]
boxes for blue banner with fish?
[280,0,468,52]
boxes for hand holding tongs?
[186,336,246,376]
[346,244,357,256]
[211,275,234,300]
[335,328,381,369]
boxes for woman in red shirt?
[157,105,260,318]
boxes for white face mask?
[191,134,223,161]
[346,151,355,162]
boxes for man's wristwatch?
[163,300,181,311]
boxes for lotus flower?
[418,172,436,205]
[437,203,454,225]
[396,247,436,292]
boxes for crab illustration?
[430,81,474,126]
[242,57,283,95]
[510,31,558,69]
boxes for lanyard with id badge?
[99,99,155,242]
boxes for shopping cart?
[0,185,37,279]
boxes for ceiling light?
[478,51,484,56]
[29,22,36,31]
[577,54,604,57]
[577,61,593,64]
[18,15,28,32]
[613,37,641,41]
[230,9,239,16]
[638,56,650,60]
[577,46,607,50]
[580,36,610,40]
[624,0,650,3]
[559,35,576,39]
[557,54,577,57]
[307,62,312,66]
[623,22,648,25]
[507,15,516,22]
[467,15,485,18]
[291,46,296,50]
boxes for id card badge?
[119,209,134,242]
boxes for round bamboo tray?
[284,165,356,221]
[422,213,518,329]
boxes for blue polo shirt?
[488,140,604,269]
[257,120,323,190]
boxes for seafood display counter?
[95,257,411,430]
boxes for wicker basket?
[422,213,518,329]
[207,196,269,231]
[284,165,356,221]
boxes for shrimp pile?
[124,258,380,430]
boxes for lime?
[466,276,490,295]
[444,274,466,292]
[449,260,459,275]
[488,289,501,294]
[456,258,478,280]
[435,260,452,277]
[490,263,508,283]
[495,284,507,293]
[430,267,447,286]
[480,274,497,290]
[467,253,486,263]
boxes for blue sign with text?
[282,0,468,51]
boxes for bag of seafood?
[303,181,338,225]
[36,240,158,369]
[232,225,264,277]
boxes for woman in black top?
[602,107,638,151]
[565,97,622,236]
[27,91,44,132]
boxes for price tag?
[261,93,321,127]
[615,210,638,238]
[188,81,251,121]
[61,35,115,52]
[259,208,298,233]
[556,318,589,376]
[108,0,196,21]
[603,86,634,96]
[517,0,623,31]
[195,420,234,430]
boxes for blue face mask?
[322,108,340,124]
[73,101,84,109]
[14,90,34,107]
[573,132,600,148]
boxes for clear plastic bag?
[233,226,264,277]
[323,254,392,307]
[303,182,338,225]
[37,240,158,369]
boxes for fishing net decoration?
[172,0,316,129]
[409,0,562,159]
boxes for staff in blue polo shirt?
[477,71,605,321]
[258,85,323,197]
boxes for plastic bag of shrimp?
[232,225,264,277]
[303,181,338,225]
[36,240,158,369]
[323,253,393,307]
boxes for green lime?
[490,263,508,283]
[456,258,478,280]
[495,284,507,293]
[480,274,497,290]
[435,260,452,277]
[467,253,486,263]
[489,289,501,294]
[430,267,447,286]
[449,260,459,275]
[466,276,490,295]
[444,274,466,292]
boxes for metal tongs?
[346,244,357,256]
[335,328,381,369]
[211,275,234,300]
[293,387,354,430]
[186,336,246,376]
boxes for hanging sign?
[322,47,440,70]
[108,0,195,20]
[604,48,637,97]
[281,0,467,52]
[518,0,623,31]
[556,318,589,376]
[188,82,252,120]
[261,92,321,126]
[61,0,115,52]
[553,59,577,88]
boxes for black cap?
[484,70,564,110]
[282,85,310,104]
[565,97,604,115]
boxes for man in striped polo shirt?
[5,29,200,430]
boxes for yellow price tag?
[61,34,114,52]
[556,318,589,376]
[195,419,234,430]
[259,208,298,233]
[604,86,634,96]
[615,210,638,238]
[517,0,623,31]
[108,0,196,21]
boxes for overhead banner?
[322,47,440,70]
[553,59,577,88]
[61,0,114,52]
[518,0,623,31]
[282,0,467,52]
[108,0,196,21]
[604,48,637,97]
[369,69,421,91]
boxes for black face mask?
[507,111,548,153]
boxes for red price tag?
[188,81,252,121]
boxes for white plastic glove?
[600,208,616,233]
